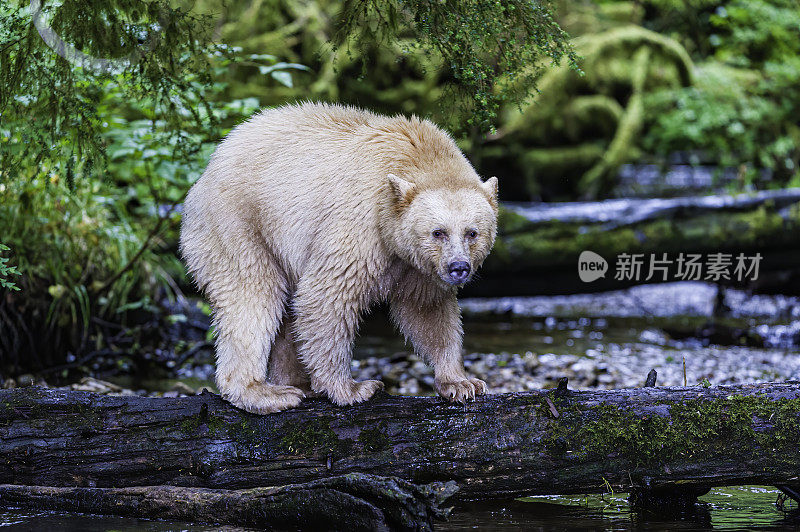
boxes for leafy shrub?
[0,244,20,291]
[0,42,275,372]
[642,0,800,184]
[0,171,177,369]
[0,84,263,372]
[708,0,800,68]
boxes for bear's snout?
[447,260,471,284]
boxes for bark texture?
[0,474,456,531]
[1,383,799,501]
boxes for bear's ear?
[387,173,417,205]
[481,176,498,209]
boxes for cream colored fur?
[180,102,498,414]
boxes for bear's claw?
[225,383,305,414]
[435,377,487,403]
[324,379,384,406]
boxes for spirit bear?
[180,102,498,414]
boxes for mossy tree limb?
[578,46,651,197]
[476,191,800,296]
[1,383,800,502]
[492,25,695,200]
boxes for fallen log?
[503,189,800,228]
[0,474,456,531]
[1,383,799,503]
[471,191,800,296]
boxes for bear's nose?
[447,261,471,284]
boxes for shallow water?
[444,486,797,531]
[169,281,800,392]
[350,281,800,392]
[2,486,795,531]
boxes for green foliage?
[709,0,800,68]
[0,79,264,370]
[641,0,800,76]
[643,61,800,182]
[0,244,20,291]
[475,0,800,198]
[337,0,576,131]
[638,0,720,57]
[0,171,171,356]
[638,0,800,182]
[189,0,574,134]
[479,24,693,199]
[0,0,218,183]
[0,2,306,370]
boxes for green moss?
[225,417,259,445]
[180,415,203,434]
[563,95,623,140]
[521,144,605,182]
[580,46,651,196]
[179,409,226,436]
[487,199,800,273]
[278,418,352,456]
[206,413,226,435]
[486,24,695,199]
[497,207,535,235]
[357,424,391,452]
[544,394,800,466]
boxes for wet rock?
[171,382,197,396]
[70,377,124,394]
[16,374,35,387]
[522,352,540,371]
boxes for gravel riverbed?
[6,281,798,398]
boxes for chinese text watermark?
[579,251,762,282]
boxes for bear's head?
[386,173,498,287]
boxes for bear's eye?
[466,229,478,239]
[432,229,447,239]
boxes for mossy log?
[2,383,800,504]
[474,190,800,296]
[0,474,456,531]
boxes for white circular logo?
[30,0,161,72]
[578,251,608,283]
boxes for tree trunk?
[2,382,799,502]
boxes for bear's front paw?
[223,382,305,414]
[435,377,487,403]
[323,379,384,406]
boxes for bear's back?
[185,102,481,275]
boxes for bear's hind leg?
[210,251,305,414]
[268,317,313,394]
